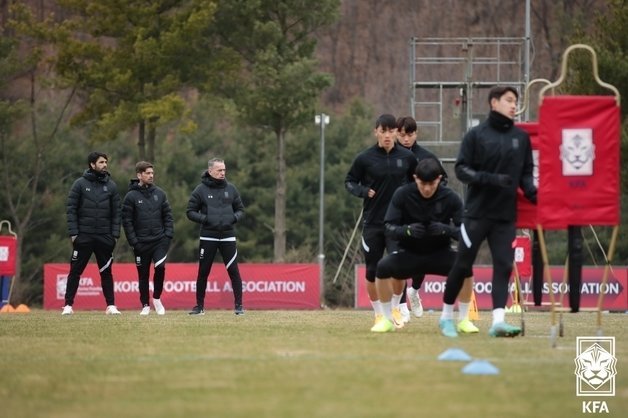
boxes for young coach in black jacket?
[62,151,121,315]
[187,158,245,316]
[122,161,174,315]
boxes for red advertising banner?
[0,235,17,276]
[515,122,539,229]
[354,265,627,311]
[538,96,620,229]
[44,263,320,310]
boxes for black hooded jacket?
[66,169,121,238]
[186,171,245,238]
[121,180,174,246]
[455,110,537,222]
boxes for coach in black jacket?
[186,158,245,316]
[62,151,121,315]
[122,161,174,316]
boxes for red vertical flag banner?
[515,122,539,228]
[538,96,620,229]
[0,235,17,276]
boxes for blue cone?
[462,359,500,375]
[438,348,472,361]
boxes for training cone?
[468,291,480,321]
[507,304,522,313]
[0,304,15,313]
[462,360,500,375]
[14,304,30,313]
[438,348,472,362]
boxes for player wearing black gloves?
[439,86,537,338]
[371,158,476,333]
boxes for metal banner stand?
[536,44,621,347]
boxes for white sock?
[440,303,454,320]
[391,293,402,308]
[492,308,505,326]
[371,300,383,316]
[458,302,470,321]
[381,301,393,321]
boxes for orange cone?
[469,291,480,321]
[0,304,15,313]
[14,304,30,313]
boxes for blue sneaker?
[439,319,458,338]
[488,322,522,337]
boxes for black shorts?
[376,247,455,279]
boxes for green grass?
[0,309,626,418]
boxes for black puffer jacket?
[186,172,244,238]
[66,169,121,238]
[122,180,174,246]
[455,111,537,222]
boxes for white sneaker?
[105,305,121,315]
[61,305,73,315]
[153,298,165,315]
[400,303,411,324]
[140,305,150,316]
[407,287,424,317]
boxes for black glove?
[406,223,426,239]
[133,242,144,254]
[426,222,453,237]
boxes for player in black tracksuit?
[440,86,537,338]
[345,114,417,324]
[371,158,477,332]
[187,158,245,315]
[396,116,450,318]
[63,151,121,314]
[122,161,174,315]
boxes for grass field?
[0,309,626,418]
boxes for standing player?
[371,158,477,333]
[440,86,537,338]
[345,114,417,327]
[122,161,174,315]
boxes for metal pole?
[524,0,531,120]
[315,113,329,307]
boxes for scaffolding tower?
[409,37,528,145]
